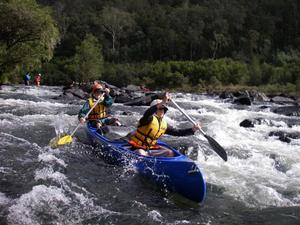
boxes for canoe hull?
[86,124,206,203]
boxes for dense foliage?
[0,0,299,94]
[0,0,60,83]
[101,59,299,93]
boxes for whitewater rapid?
[1,85,299,225]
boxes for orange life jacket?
[129,115,167,150]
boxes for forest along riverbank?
[0,85,300,225]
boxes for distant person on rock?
[24,73,31,85]
[34,73,42,86]
[128,92,201,157]
[78,83,121,131]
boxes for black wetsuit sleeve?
[165,125,195,136]
[138,105,157,127]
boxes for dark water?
[0,85,299,225]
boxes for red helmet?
[92,83,104,93]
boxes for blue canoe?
[86,123,206,203]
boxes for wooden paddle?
[170,99,227,161]
[50,93,105,148]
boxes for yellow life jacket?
[129,115,167,149]
[87,97,107,120]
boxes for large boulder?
[124,84,141,92]
[239,119,255,128]
[269,131,300,143]
[219,90,271,104]
[252,91,270,102]
[233,95,252,105]
[239,118,283,128]
[219,90,254,105]
[64,87,89,99]
[273,106,300,117]
[270,96,295,104]
[58,82,156,104]
[54,85,89,101]
[114,92,134,103]
[124,92,164,106]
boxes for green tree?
[249,56,262,85]
[275,49,300,66]
[100,7,135,53]
[0,0,59,82]
[169,6,205,60]
[210,32,229,59]
[66,34,104,83]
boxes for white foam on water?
[0,85,63,97]
[0,98,73,111]
[286,163,300,180]
[0,118,14,127]
[148,210,163,223]
[186,97,300,208]
[0,111,78,138]
[0,96,78,134]
[131,200,147,208]
[50,114,81,136]
[2,86,300,211]
[38,152,67,167]
[7,185,70,225]
[34,150,69,193]
[9,139,120,224]
[293,194,300,203]
[0,167,15,174]
[7,184,117,225]
[251,184,293,207]
[0,132,34,147]
[34,167,67,183]
[167,220,191,225]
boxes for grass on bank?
[174,83,299,98]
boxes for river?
[0,85,299,225]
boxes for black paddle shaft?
[170,99,227,161]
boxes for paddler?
[128,92,201,157]
[78,82,121,131]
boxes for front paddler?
[128,92,201,157]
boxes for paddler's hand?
[104,88,110,96]
[162,92,171,104]
[97,94,105,102]
[79,117,86,124]
[192,122,201,132]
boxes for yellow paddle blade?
[49,135,73,148]
[57,135,73,145]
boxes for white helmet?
[150,99,162,107]
[150,99,168,112]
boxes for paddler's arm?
[138,105,157,126]
[103,88,113,107]
[103,94,113,107]
[165,123,201,136]
[165,125,194,136]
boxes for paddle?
[170,99,227,161]
[50,93,105,148]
